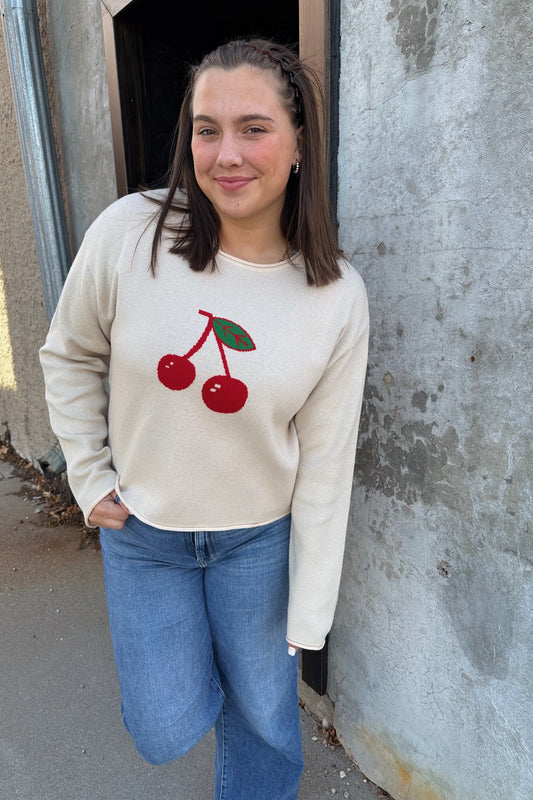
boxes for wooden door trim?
[101,0,133,17]
[101,2,130,196]
[299,0,334,210]
[101,1,331,201]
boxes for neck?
[219,220,288,264]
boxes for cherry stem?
[216,333,231,378]
[184,310,213,359]
[185,310,231,377]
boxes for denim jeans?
[100,513,303,800]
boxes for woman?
[40,38,369,800]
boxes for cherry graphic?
[202,375,248,414]
[157,310,255,413]
[157,355,196,390]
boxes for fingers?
[88,492,131,529]
[112,492,130,515]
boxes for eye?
[195,127,217,137]
[245,126,267,135]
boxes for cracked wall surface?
[332,1,533,799]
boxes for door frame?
[101,0,334,200]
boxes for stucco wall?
[39,0,116,252]
[0,1,116,463]
[0,24,52,461]
[332,1,533,798]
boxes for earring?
[292,161,300,175]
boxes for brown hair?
[148,38,343,287]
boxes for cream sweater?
[40,192,369,650]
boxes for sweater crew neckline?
[218,249,293,271]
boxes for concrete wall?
[0,0,116,462]
[0,20,52,461]
[331,1,533,798]
[39,0,117,252]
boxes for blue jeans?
[100,513,303,800]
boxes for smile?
[215,177,255,191]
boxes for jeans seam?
[217,705,228,800]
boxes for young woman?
[40,38,369,800]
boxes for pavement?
[0,459,385,800]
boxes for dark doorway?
[111,0,299,193]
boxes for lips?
[215,176,255,191]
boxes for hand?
[287,643,299,657]
[88,492,130,529]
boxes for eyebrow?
[192,114,275,124]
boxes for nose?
[216,134,244,168]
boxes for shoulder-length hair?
[148,38,343,287]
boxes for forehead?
[192,65,286,113]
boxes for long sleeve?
[286,277,369,650]
[39,232,118,524]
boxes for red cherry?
[202,375,248,413]
[157,354,196,390]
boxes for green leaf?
[212,317,256,351]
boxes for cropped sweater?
[39,191,369,650]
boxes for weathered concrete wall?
[39,0,116,251]
[0,24,52,462]
[332,1,533,798]
[0,1,116,463]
